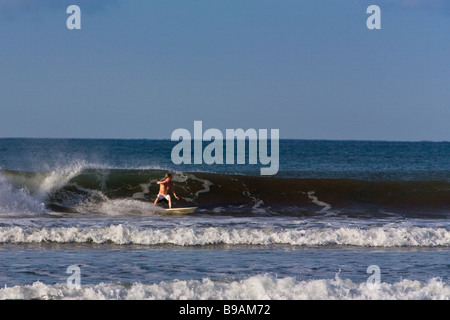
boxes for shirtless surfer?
[153,173,179,209]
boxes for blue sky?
[0,0,449,140]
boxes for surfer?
[153,173,179,209]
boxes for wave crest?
[1,225,448,247]
[0,274,448,300]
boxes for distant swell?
[1,168,450,217]
[0,225,448,247]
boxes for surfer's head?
[165,173,172,180]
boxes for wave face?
[0,275,448,300]
[1,168,449,218]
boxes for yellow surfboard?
[163,207,198,215]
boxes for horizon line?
[0,137,449,143]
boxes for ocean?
[0,138,448,300]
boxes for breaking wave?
[0,225,448,247]
[0,274,448,300]
[1,167,449,217]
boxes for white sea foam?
[2,162,87,198]
[35,165,85,199]
[0,225,448,247]
[74,195,162,216]
[0,161,92,216]
[307,191,340,216]
[0,274,448,300]
[0,174,45,216]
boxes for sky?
[0,0,449,141]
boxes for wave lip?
[0,275,448,300]
[1,225,448,247]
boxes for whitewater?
[1,275,448,300]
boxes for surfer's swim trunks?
[157,193,171,201]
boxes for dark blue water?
[1,138,449,179]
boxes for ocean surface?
[0,138,448,300]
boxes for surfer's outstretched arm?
[171,185,179,200]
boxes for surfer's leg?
[164,195,172,209]
[154,194,163,205]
